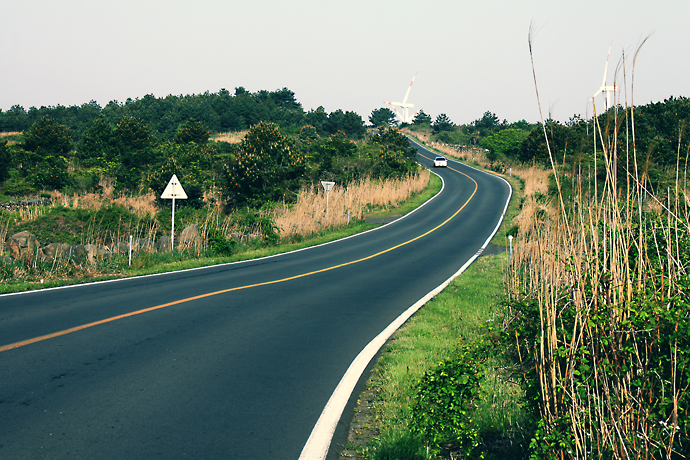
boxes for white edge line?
[0,170,445,299]
[299,171,513,460]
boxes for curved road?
[0,142,511,459]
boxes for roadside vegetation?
[338,42,690,460]
[0,170,438,294]
[500,35,690,458]
[2,71,690,458]
[338,169,529,459]
[0,91,428,291]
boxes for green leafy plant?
[206,227,236,256]
[411,346,483,456]
[233,209,280,245]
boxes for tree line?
[1,86,687,205]
[391,96,689,192]
[0,87,367,142]
[0,97,418,210]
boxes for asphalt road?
[0,142,512,459]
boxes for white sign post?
[161,174,188,251]
[321,181,335,216]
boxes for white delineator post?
[161,174,188,251]
[321,181,335,216]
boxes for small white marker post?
[321,181,335,216]
[508,235,513,261]
[161,174,188,251]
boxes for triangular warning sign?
[161,174,188,199]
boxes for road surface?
[0,142,511,459]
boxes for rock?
[178,224,202,250]
[8,231,41,260]
[112,242,129,255]
[0,196,51,212]
[134,238,153,253]
[85,244,105,265]
[41,242,71,259]
[67,244,87,265]
[155,235,172,253]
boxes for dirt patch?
[339,382,380,458]
[480,243,507,257]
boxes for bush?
[223,121,306,207]
[206,228,236,256]
[233,209,280,245]
[411,346,483,456]
[1,176,35,196]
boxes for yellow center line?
[0,159,477,354]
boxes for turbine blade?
[401,71,418,105]
[601,44,612,88]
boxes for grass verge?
[338,173,529,459]
[339,252,529,459]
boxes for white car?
[433,156,448,167]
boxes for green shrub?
[206,228,236,256]
[411,346,483,456]
[233,209,280,245]
[2,176,35,196]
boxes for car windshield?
[436,157,445,161]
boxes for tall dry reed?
[50,177,158,217]
[508,28,689,458]
[273,171,430,238]
[185,171,429,245]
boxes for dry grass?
[512,165,550,196]
[159,171,430,245]
[211,131,248,143]
[0,215,10,256]
[0,131,23,145]
[509,166,552,237]
[3,165,430,272]
[273,171,430,238]
[407,128,491,167]
[49,176,158,217]
[506,31,689,458]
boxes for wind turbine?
[384,72,419,124]
[592,45,615,111]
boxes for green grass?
[339,167,529,459]
[343,253,529,459]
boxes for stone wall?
[0,224,204,265]
[0,197,52,212]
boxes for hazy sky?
[1,0,687,125]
